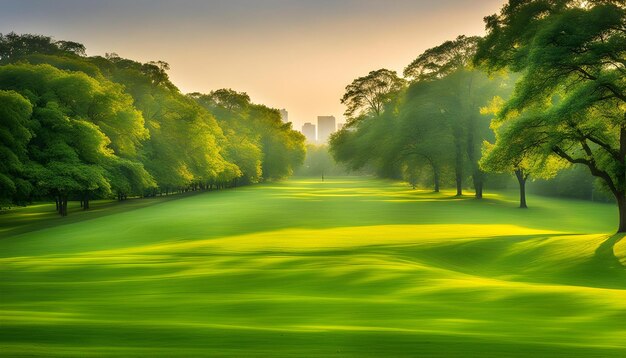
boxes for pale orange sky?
[1,0,506,129]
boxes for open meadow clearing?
[1,177,625,357]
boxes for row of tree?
[330,0,626,232]
[0,33,305,215]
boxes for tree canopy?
[475,0,626,231]
[341,68,406,121]
[0,33,306,213]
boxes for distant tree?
[341,68,406,121]
[330,94,405,179]
[0,33,58,62]
[141,60,173,88]
[191,89,252,112]
[191,90,305,183]
[475,0,626,231]
[297,144,348,178]
[405,36,506,198]
[329,128,368,171]
[250,104,306,180]
[405,35,480,81]
[55,40,86,56]
[402,160,420,189]
[396,81,456,192]
[0,32,87,63]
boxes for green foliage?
[332,36,509,196]
[475,0,626,230]
[404,35,480,81]
[191,89,306,183]
[0,33,304,213]
[341,68,406,120]
[0,90,33,206]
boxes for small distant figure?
[322,173,324,182]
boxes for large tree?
[405,36,504,198]
[475,0,626,231]
[0,63,152,213]
[0,90,33,206]
[480,98,564,208]
[396,81,456,192]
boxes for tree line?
[330,0,626,232]
[0,33,305,215]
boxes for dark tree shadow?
[594,233,626,270]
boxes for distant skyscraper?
[280,109,289,123]
[301,122,316,143]
[317,115,336,143]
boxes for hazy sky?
[0,0,505,129]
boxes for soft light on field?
[0,178,624,357]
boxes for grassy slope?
[0,177,625,357]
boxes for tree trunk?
[473,170,484,199]
[427,158,440,193]
[618,124,626,232]
[83,192,89,210]
[58,195,68,217]
[466,117,481,199]
[515,169,528,209]
[616,192,626,233]
[455,140,463,196]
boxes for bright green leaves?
[192,89,306,184]
[477,0,626,230]
[404,35,481,82]
[0,90,33,205]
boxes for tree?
[296,144,349,178]
[480,98,564,208]
[192,89,251,112]
[0,90,33,206]
[0,33,309,212]
[341,68,406,120]
[405,35,480,81]
[405,36,505,198]
[0,63,153,213]
[475,0,626,232]
[0,32,87,63]
[191,89,305,183]
[26,103,112,216]
[396,81,456,192]
[330,94,405,180]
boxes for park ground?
[0,177,625,357]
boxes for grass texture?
[1,177,625,357]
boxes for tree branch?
[552,145,618,195]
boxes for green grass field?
[1,177,625,357]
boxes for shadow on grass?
[594,234,626,269]
[0,190,219,240]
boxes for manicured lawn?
[1,177,625,357]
